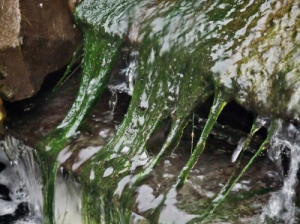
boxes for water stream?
[261,120,300,223]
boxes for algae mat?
[37,1,300,223]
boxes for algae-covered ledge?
[33,0,300,223]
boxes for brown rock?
[0,0,21,49]
[68,0,81,14]
[0,0,81,101]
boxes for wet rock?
[68,0,82,14]
[0,0,81,101]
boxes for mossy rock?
[38,1,300,223]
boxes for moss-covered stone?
[39,0,300,223]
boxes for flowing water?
[0,136,42,224]
[1,0,300,223]
[0,73,294,223]
[0,134,83,224]
[261,121,300,223]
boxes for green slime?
[38,0,300,223]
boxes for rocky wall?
[0,0,81,101]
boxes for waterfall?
[0,135,43,224]
[261,120,300,223]
[0,135,82,224]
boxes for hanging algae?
[75,2,214,223]
[197,119,277,223]
[39,11,124,223]
[37,0,300,223]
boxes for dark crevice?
[0,202,31,224]
[3,64,79,114]
[0,162,5,172]
[147,118,171,155]
[0,184,11,201]
[218,101,254,133]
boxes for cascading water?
[261,120,300,223]
[0,135,82,224]
[0,135,43,224]
[1,0,299,223]
[107,49,138,96]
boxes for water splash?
[0,135,83,224]
[261,120,300,223]
[231,137,246,163]
[231,116,270,163]
[55,171,82,224]
[0,135,43,223]
[108,49,138,96]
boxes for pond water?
[0,71,295,223]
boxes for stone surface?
[0,0,21,49]
[0,0,81,101]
